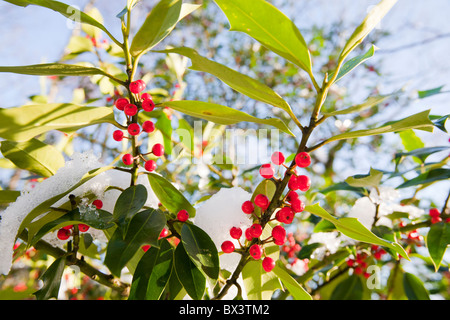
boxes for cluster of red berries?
[221,151,312,273]
[281,232,301,258]
[346,246,387,278]
[56,199,102,240]
[111,80,164,171]
[429,208,449,224]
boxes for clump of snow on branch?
[193,187,253,272]
[0,151,159,275]
[308,231,342,260]
[347,186,424,230]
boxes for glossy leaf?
[242,259,282,300]
[319,182,365,195]
[147,173,195,217]
[0,63,111,77]
[418,85,445,99]
[330,274,364,300]
[305,203,409,259]
[104,208,167,277]
[345,168,383,188]
[297,242,324,259]
[322,110,435,146]
[129,239,174,300]
[395,146,450,164]
[174,243,206,300]
[113,184,148,233]
[0,190,21,204]
[130,0,200,56]
[180,224,219,287]
[272,263,312,300]
[426,221,450,271]
[157,47,294,116]
[397,168,450,189]
[398,129,425,153]
[161,100,294,136]
[33,257,65,300]
[214,0,312,73]
[338,0,397,62]
[322,94,390,117]
[431,114,449,133]
[0,139,65,177]
[0,103,116,142]
[155,112,173,157]
[403,272,430,300]
[332,44,378,83]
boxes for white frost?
[193,187,253,273]
[347,187,425,231]
[0,151,159,275]
[308,231,342,260]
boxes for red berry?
[274,237,285,245]
[141,93,152,101]
[244,228,254,241]
[241,200,255,214]
[130,80,146,94]
[271,151,285,165]
[78,224,90,232]
[221,241,235,253]
[152,143,164,157]
[276,207,294,224]
[250,223,263,238]
[142,120,155,133]
[297,175,311,192]
[122,153,134,166]
[373,251,383,260]
[230,227,243,239]
[429,208,440,218]
[62,225,73,230]
[112,130,124,141]
[124,103,138,116]
[144,160,157,172]
[346,259,355,267]
[431,216,442,224]
[288,175,300,190]
[142,99,155,112]
[249,244,262,260]
[295,152,311,168]
[254,194,269,209]
[114,98,129,111]
[354,266,364,275]
[159,228,169,238]
[57,228,71,240]
[272,225,286,242]
[92,199,103,209]
[262,257,275,272]
[127,123,141,136]
[177,209,189,222]
[142,245,151,252]
[259,163,274,179]
[286,191,299,203]
[290,198,305,213]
